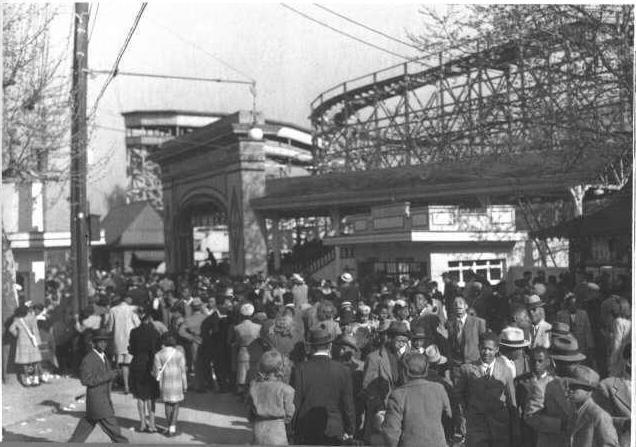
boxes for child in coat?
[247,350,295,445]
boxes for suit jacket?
[516,372,555,447]
[79,350,117,420]
[362,345,405,396]
[446,314,486,364]
[454,357,517,443]
[381,378,451,447]
[293,355,355,442]
[594,377,630,447]
[525,377,573,447]
[556,310,594,354]
[571,398,619,447]
[530,320,551,349]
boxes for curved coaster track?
[310,35,631,189]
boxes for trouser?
[211,347,232,389]
[68,416,129,443]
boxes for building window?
[373,260,427,281]
[447,258,505,286]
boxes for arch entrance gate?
[152,111,271,276]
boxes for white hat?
[240,303,255,317]
[13,284,22,292]
[340,273,353,283]
[394,299,407,308]
[291,273,304,283]
[499,326,530,348]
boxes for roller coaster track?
[310,34,632,189]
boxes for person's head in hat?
[291,273,305,285]
[479,331,500,366]
[410,326,431,353]
[358,304,371,323]
[404,352,428,380]
[413,292,433,316]
[393,299,410,322]
[565,365,599,408]
[563,293,580,315]
[525,295,546,325]
[91,328,112,354]
[239,302,255,320]
[424,344,448,377]
[529,347,552,378]
[499,326,530,362]
[510,306,532,332]
[333,334,359,362]
[551,321,571,337]
[549,334,586,376]
[190,297,203,313]
[317,300,337,322]
[257,350,284,381]
[387,321,411,357]
[307,323,334,355]
[453,296,468,320]
[375,303,391,323]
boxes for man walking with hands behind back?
[69,328,128,443]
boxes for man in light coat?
[526,295,551,349]
[68,329,128,443]
[381,353,451,447]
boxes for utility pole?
[70,3,89,315]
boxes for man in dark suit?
[68,329,128,443]
[446,297,487,371]
[293,324,355,445]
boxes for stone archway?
[153,111,269,276]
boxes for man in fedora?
[425,344,458,443]
[361,321,410,443]
[526,295,551,349]
[499,326,531,378]
[525,334,586,447]
[566,365,619,447]
[551,321,571,337]
[454,332,517,447]
[69,329,128,443]
[292,324,355,445]
[556,293,595,367]
[381,353,451,447]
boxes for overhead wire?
[88,3,148,118]
[314,4,421,51]
[88,2,99,43]
[147,17,255,82]
[280,3,417,61]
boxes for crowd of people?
[1,263,632,446]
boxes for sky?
[47,2,442,216]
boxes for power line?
[88,3,147,118]
[88,2,99,43]
[314,4,420,51]
[147,17,255,82]
[280,3,416,61]
[87,69,253,85]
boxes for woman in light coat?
[9,305,42,386]
[608,297,631,376]
[153,331,187,437]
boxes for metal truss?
[311,33,632,189]
[127,147,163,210]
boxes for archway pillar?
[227,139,268,276]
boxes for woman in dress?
[153,331,187,437]
[128,307,161,433]
[9,305,42,386]
[608,296,631,376]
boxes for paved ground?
[2,376,252,444]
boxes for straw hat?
[525,294,545,309]
[424,344,447,365]
[340,273,353,283]
[240,302,255,317]
[499,327,530,348]
[567,365,600,390]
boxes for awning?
[132,250,165,263]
